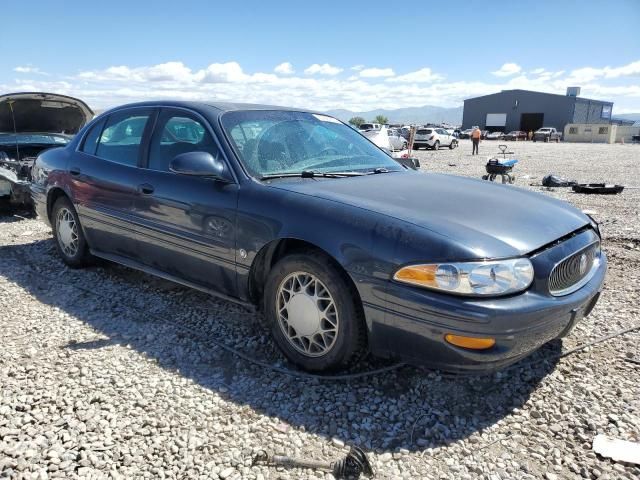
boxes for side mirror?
[169,151,227,180]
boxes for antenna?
[7,99,20,161]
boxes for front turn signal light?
[445,334,496,350]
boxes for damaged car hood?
[0,92,93,135]
[271,172,591,257]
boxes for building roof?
[464,89,612,105]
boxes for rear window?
[80,119,105,155]
[95,110,151,167]
[417,129,432,134]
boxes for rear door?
[437,128,450,145]
[133,108,239,295]
[71,107,154,258]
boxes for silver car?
[387,128,408,151]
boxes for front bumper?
[365,230,607,372]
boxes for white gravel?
[1,140,639,479]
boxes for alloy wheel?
[276,271,339,357]
[56,207,79,257]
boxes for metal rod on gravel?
[252,446,374,479]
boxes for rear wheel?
[51,197,92,268]
[264,251,366,372]
[432,140,440,150]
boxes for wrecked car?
[0,92,92,208]
[32,101,607,373]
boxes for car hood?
[271,172,590,258]
[0,92,93,135]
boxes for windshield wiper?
[364,167,400,175]
[260,170,366,180]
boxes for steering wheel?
[316,147,340,156]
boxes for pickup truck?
[533,127,562,142]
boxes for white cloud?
[492,63,522,77]
[274,62,294,75]
[14,65,48,75]
[304,63,343,75]
[566,60,640,83]
[5,59,639,113]
[359,67,395,78]
[197,62,248,83]
[390,68,443,83]
[351,65,365,71]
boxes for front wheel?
[449,140,458,149]
[51,196,92,268]
[264,252,366,372]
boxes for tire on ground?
[263,250,366,372]
[51,196,92,268]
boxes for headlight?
[393,258,534,296]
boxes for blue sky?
[2,0,639,112]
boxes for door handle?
[69,167,81,176]
[138,183,155,195]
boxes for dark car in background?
[0,92,92,208]
[32,101,607,373]
[504,130,527,141]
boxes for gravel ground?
[1,140,639,480]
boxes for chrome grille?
[549,241,600,296]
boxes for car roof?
[98,100,322,119]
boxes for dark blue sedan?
[31,101,607,372]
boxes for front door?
[133,108,239,295]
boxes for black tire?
[433,140,440,150]
[263,251,366,372]
[449,140,458,149]
[51,196,92,268]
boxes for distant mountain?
[612,113,640,123]
[326,105,463,126]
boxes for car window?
[148,112,219,172]
[96,111,151,166]
[80,119,105,155]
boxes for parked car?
[533,127,562,142]
[32,101,607,373]
[413,127,458,150]
[387,128,408,151]
[486,131,505,140]
[358,123,380,131]
[481,130,490,139]
[0,92,92,208]
[458,129,473,139]
[504,131,527,141]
